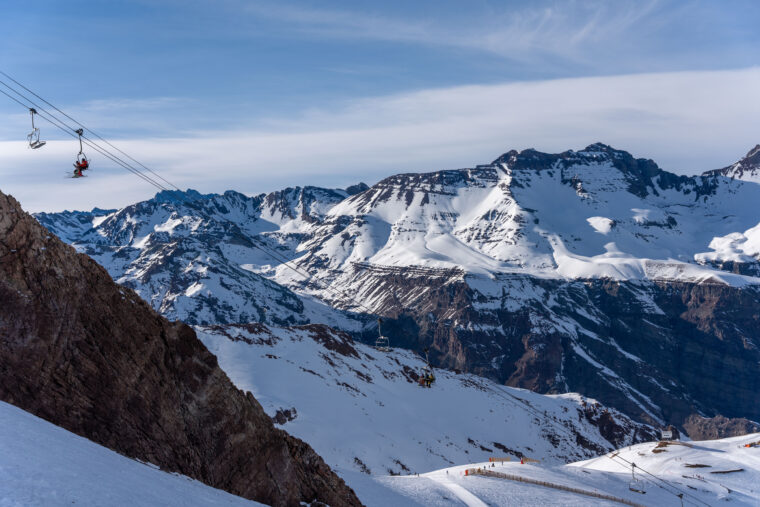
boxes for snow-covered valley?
[381,432,760,506]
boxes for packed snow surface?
[377,433,760,506]
[5,394,756,507]
[0,401,262,507]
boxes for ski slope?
[0,401,262,507]
[379,433,760,506]
[197,324,655,496]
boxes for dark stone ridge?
[703,144,760,179]
[0,190,361,507]
[345,182,370,195]
[683,414,760,441]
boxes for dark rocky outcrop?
[683,414,760,441]
[351,265,760,429]
[0,191,361,507]
[703,144,760,180]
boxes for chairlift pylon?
[27,108,45,149]
[374,318,390,351]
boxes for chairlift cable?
[0,80,169,191]
[0,69,182,191]
[1,78,379,313]
[1,86,168,190]
[607,452,711,507]
[0,78,169,190]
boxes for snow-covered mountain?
[197,323,656,496]
[36,144,760,430]
[36,188,359,328]
[704,144,760,183]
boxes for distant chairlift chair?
[628,463,646,494]
[418,347,436,388]
[375,318,390,352]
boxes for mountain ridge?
[703,144,760,182]
[35,143,760,430]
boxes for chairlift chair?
[628,463,646,494]
[27,108,45,149]
[72,128,89,175]
[375,318,391,352]
[418,348,436,388]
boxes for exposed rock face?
[349,268,760,427]
[0,191,361,507]
[683,414,760,441]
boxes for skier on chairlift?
[72,128,89,178]
[418,347,436,388]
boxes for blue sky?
[1,0,759,211]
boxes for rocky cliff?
[683,414,760,440]
[345,268,760,427]
[0,190,361,507]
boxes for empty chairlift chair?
[27,108,45,149]
[629,463,646,494]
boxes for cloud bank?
[2,67,759,212]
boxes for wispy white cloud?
[2,67,760,212]
[243,0,667,64]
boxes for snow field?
[381,432,760,507]
[0,401,262,507]
[198,324,656,504]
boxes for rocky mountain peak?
[153,188,209,204]
[262,185,349,224]
[345,182,370,195]
[0,189,361,506]
[703,144,760,181]
[490,143,678,197]
[493,143,639,170]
